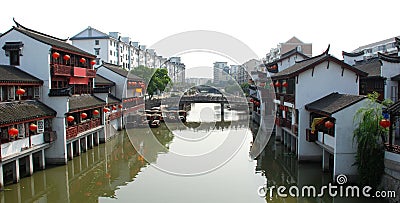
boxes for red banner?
[74,67,87,77]
[69,77,88,84]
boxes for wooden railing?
[52,64,72,76]
[66,118,101,139]
[385,143,400,154]
[87,69,96,78]
[109,111,122,120]
[52,64,96,78]
[276,93,295,103]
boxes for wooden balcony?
[52,64,72,76]
[385,143,400,154]
[66,118,101,140]
[109,111,122,120]
[87,69,96,78]
[276,93,295,103]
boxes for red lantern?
[67,116,74,122]
[133,82,137,86]
[282,82,288,88]
[379,119,391,128]
[112,106,117,110]
[103,108,109,113]
[325,121,334,129]
[81,113,88,119]
[275,81,281,87]
[80,58,86,63]
[90,60,96,65]
[16,88,25,95]
[93,110,99,116]
[29,123,38,131]
[8,127,19,136]
[118,104,123,108]
[52,52,60,59]
[63,55,70,61]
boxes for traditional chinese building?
[0,65,56,189]
[271,46,368,179]
[95,62,145,130]
[0,20,108,165]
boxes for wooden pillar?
[14,159,20,183]
[40,149,46,170]
[28,154,33,176]
[221,103,224,121]
[90,134,94,149]
[68,143,73,160]
[322,149,330,172]
[76,140,81,156]
[0,164,4,191]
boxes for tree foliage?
[131,66,172,99]
[353,92,392,188]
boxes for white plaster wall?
[295,61,359,160]
[343,54,364,66]
[385,151,400,162]
[96,68,126,100]
[71,38,109,67]
[1,134,45,158]
[295,61,359,107]
[381,60,400,101]
[331,99,368,176]
[44,96,69,164]
[0,29,51,95]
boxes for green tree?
[353,92,392,188]
[240,83,250,96]
[131,66,172,99]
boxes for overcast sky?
[1,0,399,78]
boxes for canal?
[0,103,386,202]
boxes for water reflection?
[0,103,388,203]
[0,130,172,203]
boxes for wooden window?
[7,86,15,100]
[17,123,25,138]
[9,50,20,65]
[34,87,40,98]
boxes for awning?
[69,77,88,85]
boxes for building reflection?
[0,129,173,203]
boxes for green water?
[0,103,388,203]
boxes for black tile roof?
[378,52,400,63]
[342,50,364,57]
[354,57,381,77]
[0,65,42,84]
[108,94,121,104]
[272,46,368,79]
[95,74,115,86]
[69,95,106,112]
[0,100,56,126]
[3,20,95,57]
[100,62,143,81]
[305,92,366,116]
